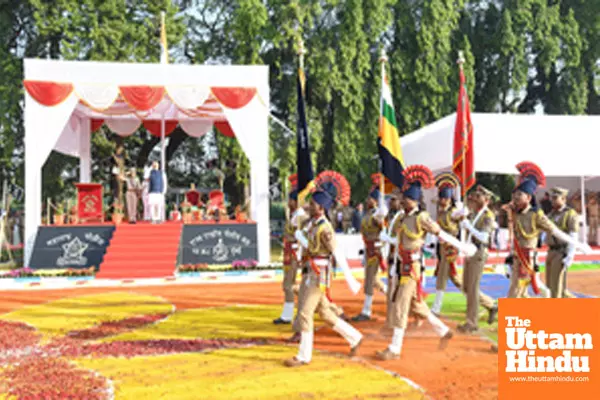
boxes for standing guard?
[452,185,498,332]
[546,187,580,298]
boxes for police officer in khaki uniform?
[431,172,463,315]
[546,187,580,298]
[274,186,307,324]
[505,163,590,298]
[353,188,386,321]
[377,165,477,360]
[284,190,363,367]
[383,190,403,329]
[454,185,498,332]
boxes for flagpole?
[379,49,388,210]
[457,50,466,204]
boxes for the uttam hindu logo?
[498,298,600,400]
[505,316,592,373]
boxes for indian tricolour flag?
[377,69,405,191]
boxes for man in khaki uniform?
[506,163,590,298]
[123,168,141,223]
[431,172,463,315]
[353,188,386,322]
[453,185,498,332]
[377,165,477,360]
[586,193,598,245]
[383,190,403,329]
[274,187,307,324]
[284,190,363,367]
[546,187,580,298]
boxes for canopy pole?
[581,176,588,244]
[161,118,166,221]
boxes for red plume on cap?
[402,165,435,190]
[435,172,459,189]
[288,174,298,191]
[371,173,381,185]
[516,161,546,188]
[315,170,351,206]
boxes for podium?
[75,183,104,223]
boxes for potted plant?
[170,204,181,221]
[69,204,78,225]
[193,207,204,222]
[54,202,65,225]
[181,201,192,224]
[112,201,124,224]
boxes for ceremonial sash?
[308,256,332,302]
[282,239,298,266]
[362,237,387,272]
[394,247,426,302]
[434,243,458,277]
[512,237,540,295]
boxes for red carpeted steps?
[97,223,182,279]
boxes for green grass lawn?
[537,262,600,273]
[426,293,498,343]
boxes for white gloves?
[460,219,489,244]
[562,232,578,267]
[452,202,469,219]
[291,207,306,227]
[551,227,592,254]
[379,231,395,245]
[374,205,388,219]
[295,230,309,249]
[562,254,575,267]
[438,230,477,257]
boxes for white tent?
[401,112,600,176]
[401,112,600,240]
[23,59,271,265]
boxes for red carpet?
[96,223,182,279]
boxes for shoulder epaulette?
[316,219,326,226]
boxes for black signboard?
[179,223,258,264]
[29,226,115,269]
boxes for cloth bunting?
[119,86,165,111]
[105,119,141,137]
[166,86,211,110]
[214,121,235,138]
[179,120,213,138]
[211,87,256,109]
[143,120,179,137]
[23,81,73,106]
[91,119,104,132]
[74,84,119,110]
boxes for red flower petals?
[1,357,109,400]
[66,314,169,340]
[0,321,40,352]
[56,338,264,359]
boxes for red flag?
[452,68,475,196]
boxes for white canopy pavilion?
[23,58,271,265]
[401,112,600,240]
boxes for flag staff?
[298,38,306,71]
[378,49,388,208]
[457,50,466,204]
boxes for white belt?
[312,259,329,267]
[374,241,383,248]
[291,244,299,249]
